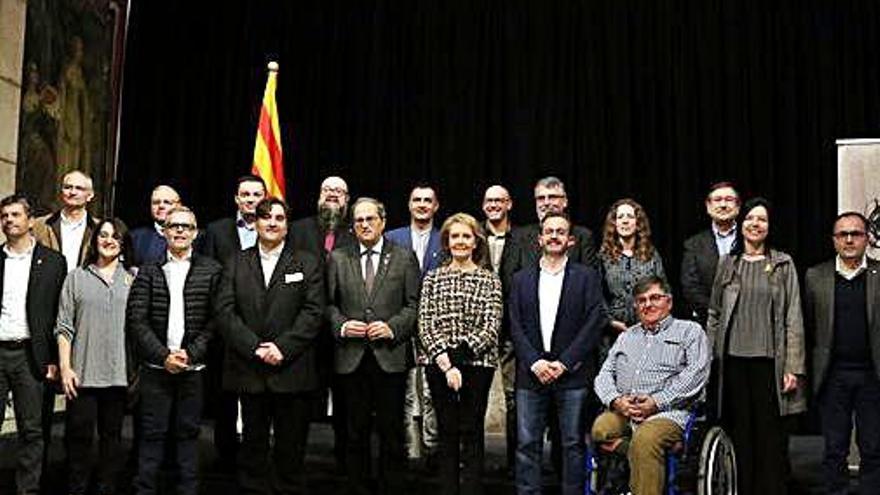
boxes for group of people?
[0,170,875,495]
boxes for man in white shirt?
[32,170,101,272]
[127,206,222,495]
[0,194,66,495]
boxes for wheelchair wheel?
[697,426,736,495]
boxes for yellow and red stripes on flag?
[252,61,286,200]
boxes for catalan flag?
[252,61,286,200]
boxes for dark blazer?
[509,261,605,390]
[201,217,244,267]
[288,215,355,259]
[126,254,223,367]
[217,243,325,394]
[805,258,880,394]
[32,211,100,268]
[130,226,167,267]
[326,241,421,374]
[0,243,66,378]
[384,225,442,276]
[513,224,598,270]
[680,228,721,325]
[481,224,524,340]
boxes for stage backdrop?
[115,1,880,293]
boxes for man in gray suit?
[805,211,880,495]
[326,197,421,495]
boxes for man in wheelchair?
[591,276,711,495]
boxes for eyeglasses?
[634,293,670,307]
[321,186,348,196]
[354,215,381,225]
[484,197,509,204]
[833,230,867,240]
[166,223,195,232]
[708,196,738,204]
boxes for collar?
[640,315,673,335]
[166,249,193,263]
[154,222,164,236]
[485,221,510,238]
[60,210,87,228]
[836,254,868,279]
[411,224,432,236]
[236,211,255,231]
[3,237,36,259]
[539,255,568,276]
[259,241,285,260]
[712,221,736,238]
[359,237,383,256]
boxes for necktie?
[363,249,376,293]
[323,231,336,254]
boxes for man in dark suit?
[127,206,222,495]
[385,184,442,462]
[0,194,66,495]
[513,176,597,269]
[218,197,325,494]
[199,174,267,467]
[680,181,740,326]
[481,184,523,473]
[130,185,181,266]
[32,170,101,272]
[509,212,605,495]
[327,197,421,495]
[805,211,880,494]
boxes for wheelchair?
[585,408,737,495]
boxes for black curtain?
[117,0,880,286]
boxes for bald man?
[130,185,181,266]
[32,170,101,272]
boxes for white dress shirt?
[162,249,192,351]
[712,222,736,257]
[836,254,868,280]
[360,237,384,279]
[60,211,87,273]
[259,241,285,288]
[410,227,430,270]
[0,239,34,341]
[537,257,567,352]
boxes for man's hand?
[257,342,284,366]
[343,320,368,338]
[366,321,393,341]
[531,359,560,385]
[45,364,58,381]
[611,395,636,418]
[164,351,189,374]
[610,320,628,333]
[547,361,566,380]
[629,395,659,423]
[60,367,78,399]
[445,367,463,391]
[782,373,799,394]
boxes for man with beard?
[385,184,442,464]
[513,176,597,269]
[130,185,182,267]
[289,175,355,469]
[199,174,267,468]
[680,182,740,327]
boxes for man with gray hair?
[130,185,182,266]
[32,169,101,272]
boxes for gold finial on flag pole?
[267,61,279,72]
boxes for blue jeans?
[515,387,587,495]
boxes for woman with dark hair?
[55,218,135,495]
[599,198,666,332]
[707,197,806,495]
[419,212,502,495]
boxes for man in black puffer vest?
[127,205,222,495]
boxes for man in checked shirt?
[592,275,710,495]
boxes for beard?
[318,203,346,232]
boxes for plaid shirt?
[594,316,710,428]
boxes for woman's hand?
[610,320,628,333]
[445,367,462,392]
[61,367,79,400]
[782,373,798,394]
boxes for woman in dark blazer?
[707,197,806,495]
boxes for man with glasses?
[592,276,710,495]
[127,206,222,495]
[509,212,604,495]
[513,176,597,269]
[33,170,101,273]
[327,197,421,494]
[130,185,182,266]
[681,181,740,326]
[805,212,880,494]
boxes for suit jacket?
[32,211,100,268]
[130,225,167,267]
[0,243,66,378]
[481,223,524,341]
[385,225,442,276]
[509,261,605,390]
[680,228,720,325]
[326,241,421,374]
[805,258,880,394]
[217,243,326,393]
[288,215,356,260]
[201,217,244,267]
[513,223,598,270]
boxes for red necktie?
[323,231,336,254]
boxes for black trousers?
[338,351,407,495]
[134,367,203,495]
[721,357,788,495]
[0,345,44,495]
[238,390,314,495]
[205,338,239,466]
[819,365,880,495]
[426,365,494,495]
[65,386,127,495]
